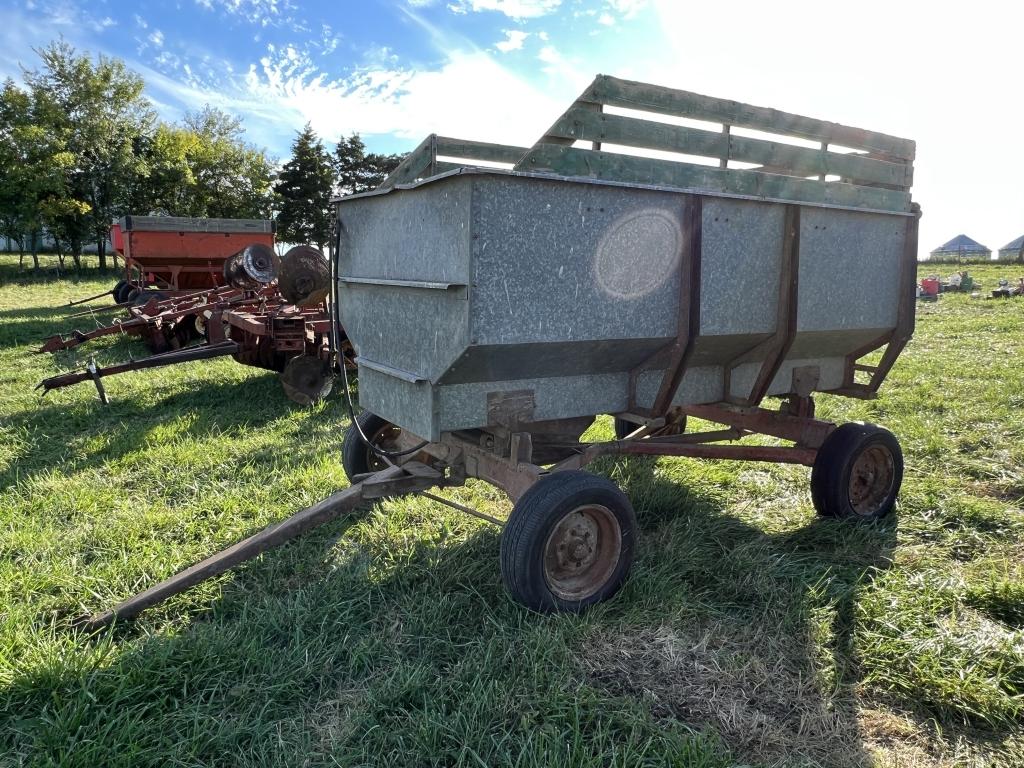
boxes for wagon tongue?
[278,245,330,307]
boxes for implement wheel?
[112,279,131,303]
[811,423,903,521]
[341,411,402,482]
[501,471,636,612]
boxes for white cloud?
[597,12,614,25]
[153,50,182,71]
[447,0,560,20]
[235,44,566,148]
[10,0,116,33]
[193,0,298,29]
[318,23,341,54]
[537,45,559,64]
[495,29,528,52]
[607,0,646,18]
[148,29,164,47]
[133,13,148,28]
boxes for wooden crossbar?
[580,75,915,161]
[379,134,528,189]
[515,74,916,213]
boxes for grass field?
[2,255,1023,767]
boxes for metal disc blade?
[279,246,330,307]
[280,354,333,405]
[224,244,280,289]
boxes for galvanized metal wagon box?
[337,170,911,441]
[333,75,918,611]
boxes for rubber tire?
[810,422,903,521]
[500,470,636,613]
[341,411,391,482]
[112,279,130,303]
[118,282,136,304]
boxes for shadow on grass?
[0,302,125,350]
[572,458,899,767]
[1,450,910,767]
[0,256,119,284]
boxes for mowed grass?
[2,254,1024,767]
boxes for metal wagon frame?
[80,75,919,627]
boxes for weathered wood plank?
[434,136,528,165]
[546,106,910,188]
[431,161,464,175]
[515,144,911,212]
[582,75,915,161]
[380,134,436,188]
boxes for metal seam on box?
[340,276,467,290]
[356,357,429,384]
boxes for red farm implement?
[38,242,342,405]
[108,215,276,302]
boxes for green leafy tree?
[0,78,81,270]
[181,107,275,218]
[274,123,334,248]
[126,109,274,220]
[23,41,155,269]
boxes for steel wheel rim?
[543,504,621,601]
[848,443,895,516]
[366,423,402,472]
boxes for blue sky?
[2,0,1022,257]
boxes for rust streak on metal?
[592,441,818,466]
[681,401,835,449]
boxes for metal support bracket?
[628,193,703,416]
[723,204,801,406]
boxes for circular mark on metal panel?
[594,209,682,299]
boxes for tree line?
[0,41,404,271]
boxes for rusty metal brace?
[86,357,108,405]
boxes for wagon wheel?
[112,279,131,303]
[500,471,636,612]
[341,411,404,482]
[810,423,903,521]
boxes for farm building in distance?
[929,234,991,262]
[997,234,1024,261]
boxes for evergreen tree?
[274,124,334,249]
[334,132,405,196]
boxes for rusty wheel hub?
[365,423,402,472]
[543,505,621,601]
[848,444,895,517]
